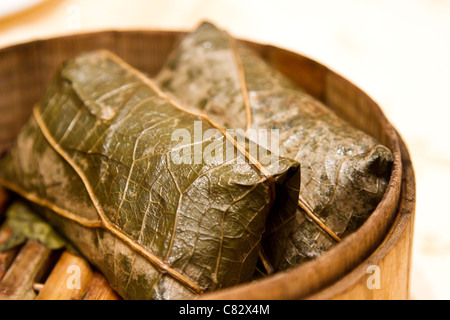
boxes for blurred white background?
[1,0,449,300]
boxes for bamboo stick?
[82,271,121,300]
[32,282,44,293]
[0,223,20,281]
[0,188,17,282]
[0,240,54,299]
[36,250,93,300]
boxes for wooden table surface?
[1,0,449,300]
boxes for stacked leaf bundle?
[0,22,393,300]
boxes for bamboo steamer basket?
[0,30,415,300]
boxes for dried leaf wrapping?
[0,50,300,299]
[156,22,394,269]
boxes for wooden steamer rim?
[0,30,412,299]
